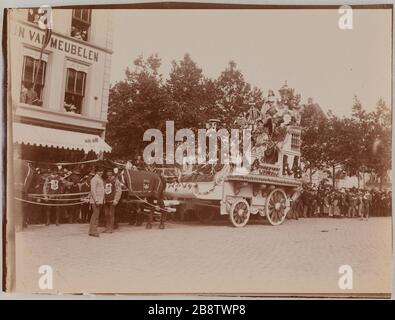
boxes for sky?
[110,9,392,116]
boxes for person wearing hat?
[43,168,64,226]
[64,170,82,224]
[103,168,122,233]
[261,90,276,115]
[300,185,312,218]
[135,155,146,171]
[355,189,364,218]
[347,188,357,218]
[80,173,93,223]
[362,189,372,220]
[89,166,105,237]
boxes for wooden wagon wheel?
[265,188,288,226]
[229,198,250,228]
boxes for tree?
[321,112,352,187]
[215,61,264,129]
[165,53,218,130]
[300,99,327,182]
[365,99,391,188]
[344,97,391,189]
[106,54,170,159]
[337,97,370,188]
[302,96,391,189]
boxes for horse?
[119,165,167,229]
[13,159,40,228]
[14,159,36,195]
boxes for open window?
[71,9,91,41]
[20,55,46,106]
[64,68,86,114]
[27,8,40,24]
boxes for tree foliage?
[300,99,327,176]
[106,54,169,158]
[106,54,391,185]
[215,61,264,129]
[300,95,391,186]
[165,53,218,130]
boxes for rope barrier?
[28,192,90,197]
[19,195,174,212]
[29,196,89,202]
[14,197,88,206]
[25,158,100,166]
[108,160,127,167]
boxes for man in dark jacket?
[103,169,122,233]
[80,174,92,223]
[43,168,63,226]
[64,171,82,223]
[301,186,311,218]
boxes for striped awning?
[13,123,112,154]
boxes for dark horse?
[13,159,38,229]
[120,167,167,229]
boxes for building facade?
[9,8,113,161]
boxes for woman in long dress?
[333,191,341,218]
[323,194,330,217]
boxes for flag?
[33,28,52,92]
[42,28,52,48]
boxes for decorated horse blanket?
[122,169,165,199]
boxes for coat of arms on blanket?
[143,179,150,190]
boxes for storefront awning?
[13,123,112,154]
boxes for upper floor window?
[64,68,86,114]
[20,56,46,106]
[27,8,40,24]
[71,9,91,42]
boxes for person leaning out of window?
[20,82,43,106]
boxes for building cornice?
[17,20,114,55]
[13,102,108,134]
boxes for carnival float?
[165,82,303,227]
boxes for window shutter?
[76,72,86,96]
[23,56,35,83]
[66,68,76,93]
[34,60,46,86]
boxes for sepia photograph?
[2,1,393,298]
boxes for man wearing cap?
[43,168,63,226]
[80,173,93,223]
[135,155,146,171]
[89,166,105,237]
[361,190,370,220]
[103,169,122,233]
[65,171,82,223]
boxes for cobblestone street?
[15,217,392,296]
